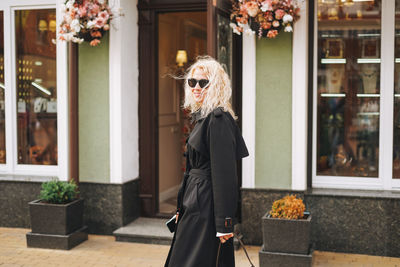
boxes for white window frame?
[312,0,399,190]
[0,0,68,180]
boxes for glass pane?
[316,1,381,177]
[217,14,232,80]
[15,9,57,165]
[394,1,400,178]
[0,11,5,164]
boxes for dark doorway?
[157,11,207,214]
[138,0,242,217]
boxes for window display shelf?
[319,93,380,98]
[357,58,380,64]
[321,58,347,64]
[318,19,381,31]
[356,112,380,116]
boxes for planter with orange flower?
[259,194,312,267]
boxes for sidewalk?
[1,227,399,267]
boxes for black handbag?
[166,214,177,233]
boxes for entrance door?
[138,0,242,217]
[158,12,207,215]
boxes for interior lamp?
[176,50,188,67]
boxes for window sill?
[306,188,400,200]
[0,175,56,183]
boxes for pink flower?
[95,17,105,28]
[267,29,278,38]
[91,4,100,14]
[275,9,285,20]
[272,20,280,28]
[98,11,109,21]
[244,1,259,17]
[78,6,87,17]
[260,0,273,12]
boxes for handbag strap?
[215,241,221,267]
[234,232,255,267]
[215,232,255,267]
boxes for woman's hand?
[219,233,234,243]
[175,212,179,223]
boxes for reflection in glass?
[316,1,381,177]
[0,11,5,164]
[394,2,400,178]
[15,9,57,165]
[217,14,232,80]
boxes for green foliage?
[39,178,79,204]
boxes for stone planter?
[262,212,312,255]
[259,212,313,267]
[26,198,88,250]
[28,198,84,235]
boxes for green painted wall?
[255,33,292,189]
[78,33,110,183]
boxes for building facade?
[0,0,399,258]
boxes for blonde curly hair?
[182,56,237,121]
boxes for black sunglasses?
[187,78,209,89]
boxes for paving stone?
[1,227,400,266]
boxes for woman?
[164,56,249,267]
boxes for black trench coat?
[164,107,249,267]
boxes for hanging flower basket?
[230,0,301,39]
[58,0,123,46]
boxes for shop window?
[15,9,57,165]
[313,1,400,189]
[0,1,67,177]
[316,1,381,178]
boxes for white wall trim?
[291,0,308,190]
[379,0,395,190]
[109,0,139,184]
[242,34,256,189]
[56,0,69,181]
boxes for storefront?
[240,0,400,258]
[0,0,399,258]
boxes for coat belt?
[189,168,211,179]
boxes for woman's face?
[190,68,209,104]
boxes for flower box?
[26,179,87,250]
[28,198,84,235]
[262,212,312,255]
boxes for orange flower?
[90,30,102,37]
[90,39,101,46]
[267,29,278,38]
[269,194,305,219]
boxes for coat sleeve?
[207,114,238,233]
